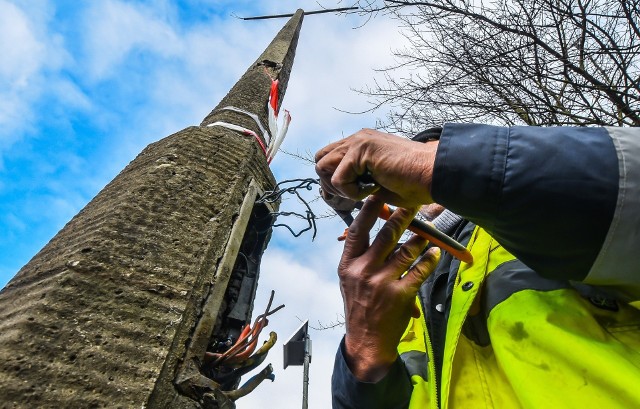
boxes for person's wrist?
[418,140,439,203]
[344,334,398,382]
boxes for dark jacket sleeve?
[332,338,412,409]
[431,123,619,281]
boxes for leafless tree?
[348,0,640,132]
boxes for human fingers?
[329,147,369,200]
[340,197,385,262]
[315,140,351,197]
[369,206,419,258]
[368,188,423,211]
[317,130,438,207]
[387,233,430,274]
[316,129,382,200]
[400,247,441,294]
[314,138,346,164]
[319,188,358,212]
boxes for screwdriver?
[377,203,473,264]
[355,172,473,264]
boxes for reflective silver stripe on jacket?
[587,127,640,299]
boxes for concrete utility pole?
[0,10,304,409]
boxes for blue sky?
[0,1,407,407]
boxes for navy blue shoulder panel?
[432,124,618,281]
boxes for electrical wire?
[257,178,320,239]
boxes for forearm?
[432,123,621,281]
[314,123,638,288]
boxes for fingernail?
[365,193,382,203]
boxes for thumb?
[401,247,441,292]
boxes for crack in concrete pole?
[0,10,304,409]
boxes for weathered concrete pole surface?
[0,10,303,409]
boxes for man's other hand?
[339,196,440,382]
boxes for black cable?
[257,178,320,239]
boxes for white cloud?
[81,0,182,80]
[140,19,278,129]
[3,212,26,232]
[0,0,45,147]
[0,0,64,148]
[49,79,93,111]
[0,1,49,85]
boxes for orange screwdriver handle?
[380,204,473,264]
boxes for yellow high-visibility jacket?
[400,226,640,408]
[332,124,640,408]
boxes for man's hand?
[315,129,439,209]
[339,196,440,382]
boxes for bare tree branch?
[350,0,640,129]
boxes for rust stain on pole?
[0,9,304,409]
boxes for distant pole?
[302,334,311,409]
[283,320,312,409]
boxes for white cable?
[207,121,267,154]
[218,106,271,146]
[267,110,291,164]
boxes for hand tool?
[377,202,473,263]
[321,190,473,264]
